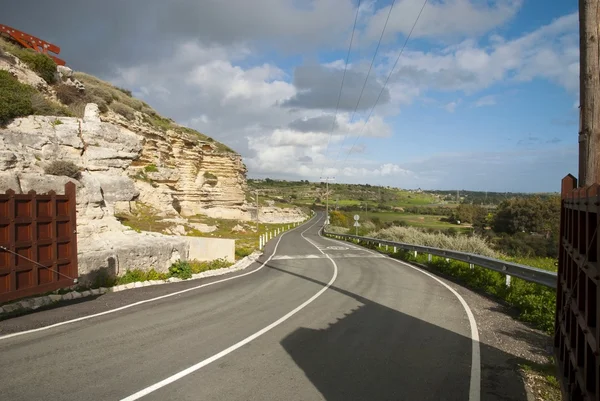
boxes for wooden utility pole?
[579,0,600,186]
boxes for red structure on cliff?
[0,24,65,66]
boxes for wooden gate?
[555,174,600,400]
[0,182,78,304]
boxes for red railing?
[0,24,65,66]
[555,174,600,400]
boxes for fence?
[0,182,78,303]
[554,175,600,400]
[322,230,557,288]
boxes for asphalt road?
[0,212,519,401]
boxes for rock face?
[98,113,248,218]
[0,110,193,281]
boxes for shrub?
[120,95,143,111]
[17,50,57,83]
[116,268,168,284]
[368,225,498,257]
[168,260,192,279]
[55,84,83,105]
[189,258,232,274]
[91,96,109,113]
[115,86,132,96]
[235,247,253,259]
[44,160,81,179]
[31,92,73,117]
[144,164,158,172]
[88,86,114,104]
[0,70,33,126]
[111,101,135,120]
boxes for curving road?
[0,213,493,401]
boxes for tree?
[492,196,560,237]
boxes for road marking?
[388,258,481,401]
[272,253,385,260]
[120,215,338,401]
[321,231,481,401]
[0,216,319,341]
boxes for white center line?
[120,216,339,400]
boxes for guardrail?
[322,230,557,289]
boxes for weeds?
[144,164,158,173]
[168,260,193,279]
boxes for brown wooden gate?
[0,182,78,304]
[555,174,600,400]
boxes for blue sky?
[5,0,580,192]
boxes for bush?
[189,258,232,274]
[116,86,132,96]
[88,86,114,104]
[235,247,253,259]
[31,92,73,117]
[0,70,33,126]
[144,164,158,172]
[17,50,57,83]
[44,160,81,179]
[368,225,498,257]
[115,268,168,285]
[168,260,192,279]
[111,101,135,120]
[55,84,83,105]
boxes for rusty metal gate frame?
[555,174,600,400]
[0,182,78,304]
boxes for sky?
[4,0,579,192]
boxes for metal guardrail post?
[428,254,432,262]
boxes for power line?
[327,0,397,174]
[335,0,429,174]
[319,0,362,179]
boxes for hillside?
[0,37,306,282]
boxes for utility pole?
[320,176,335,225]
[580,0,600,186]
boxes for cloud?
[474,95,496,107]
[365,0,523,42]
[297,156,313,163]
[385,12,579,95]
[546,137,561,144]
[288,115,337,132]
[443,100,460,112]
[281,64,391,111]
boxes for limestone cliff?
[0,38,307,282]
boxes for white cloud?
[443,100,460,112]
[474,95,496,107]
[364,0,523,41]
[385,12,578,95]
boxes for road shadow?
[268,264,533,401]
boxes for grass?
[144,164,158,173]
[115,203,169,233]
[519,360,562,401]
[188,214,302,260]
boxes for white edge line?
[0,216,318,342]
[322,231,480,401]
[120,213,338,401]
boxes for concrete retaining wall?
[185,237,235,263]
